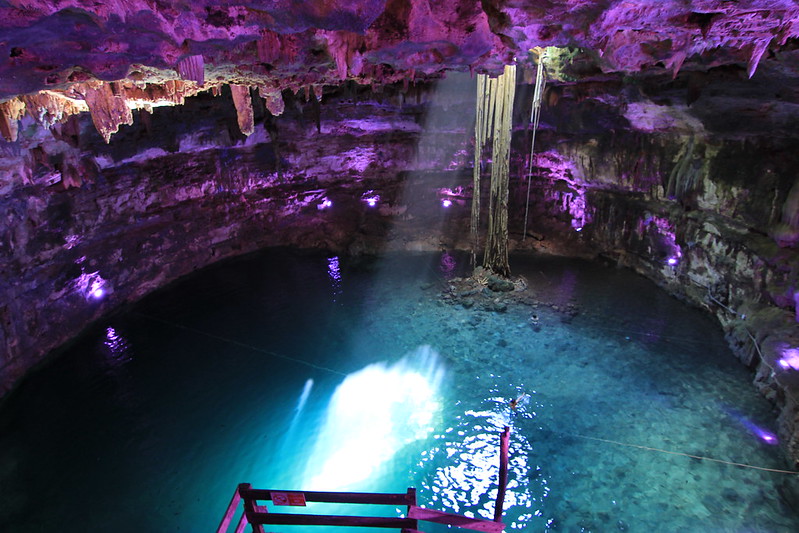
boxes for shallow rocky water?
[0,248,797,532]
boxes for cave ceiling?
[1,0,799,144]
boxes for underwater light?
[317,199,333,210]
[667,257,679,266]
[748,424,779,445]
[760,432,777,443]
[724,407,779,446]
[442,199,452,208]
[304,346,445,490]
[92,287,105,298]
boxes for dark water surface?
[1,249,797,532]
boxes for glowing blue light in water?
[304,346,445,490]
[282,379,315,452]
[295,378,314,414]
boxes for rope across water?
[136,312,797,475]
[133,311,347,377]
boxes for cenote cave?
[2,1,799,532]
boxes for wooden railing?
[217,426,511,533]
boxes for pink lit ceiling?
[1,0,798,141]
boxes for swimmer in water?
[509,393,530,411]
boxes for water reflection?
[102,327,132,368]
[419,387,539,529]
[327,256,342,302]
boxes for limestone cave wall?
[511,87,799,463]
[0,81,477,395]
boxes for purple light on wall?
[440,251,456,275]
[64,234,81,249]
[74,270,110,301]
[361,190,380,207]
[639,215,683,264]
[90,278,107,299]
[778,347,799,370]
[533,151,592,230]
[793,291,799,323]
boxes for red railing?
[217,426,511,533]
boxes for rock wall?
[513,109,799,465]
[0,81,477,395]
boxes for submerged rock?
[487,275,515,292]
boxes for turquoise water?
[1,248,797,532]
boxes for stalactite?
[230,84,255,136]
[82,81,133,143]
[177,55,205,85]
[323,31,363,81]
[259,86,285,116]
[0,98,26,142]
[748,38,771,79]
[665,135,699,199]
[22,92,86,128]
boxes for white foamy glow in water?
[305,346,445,490]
